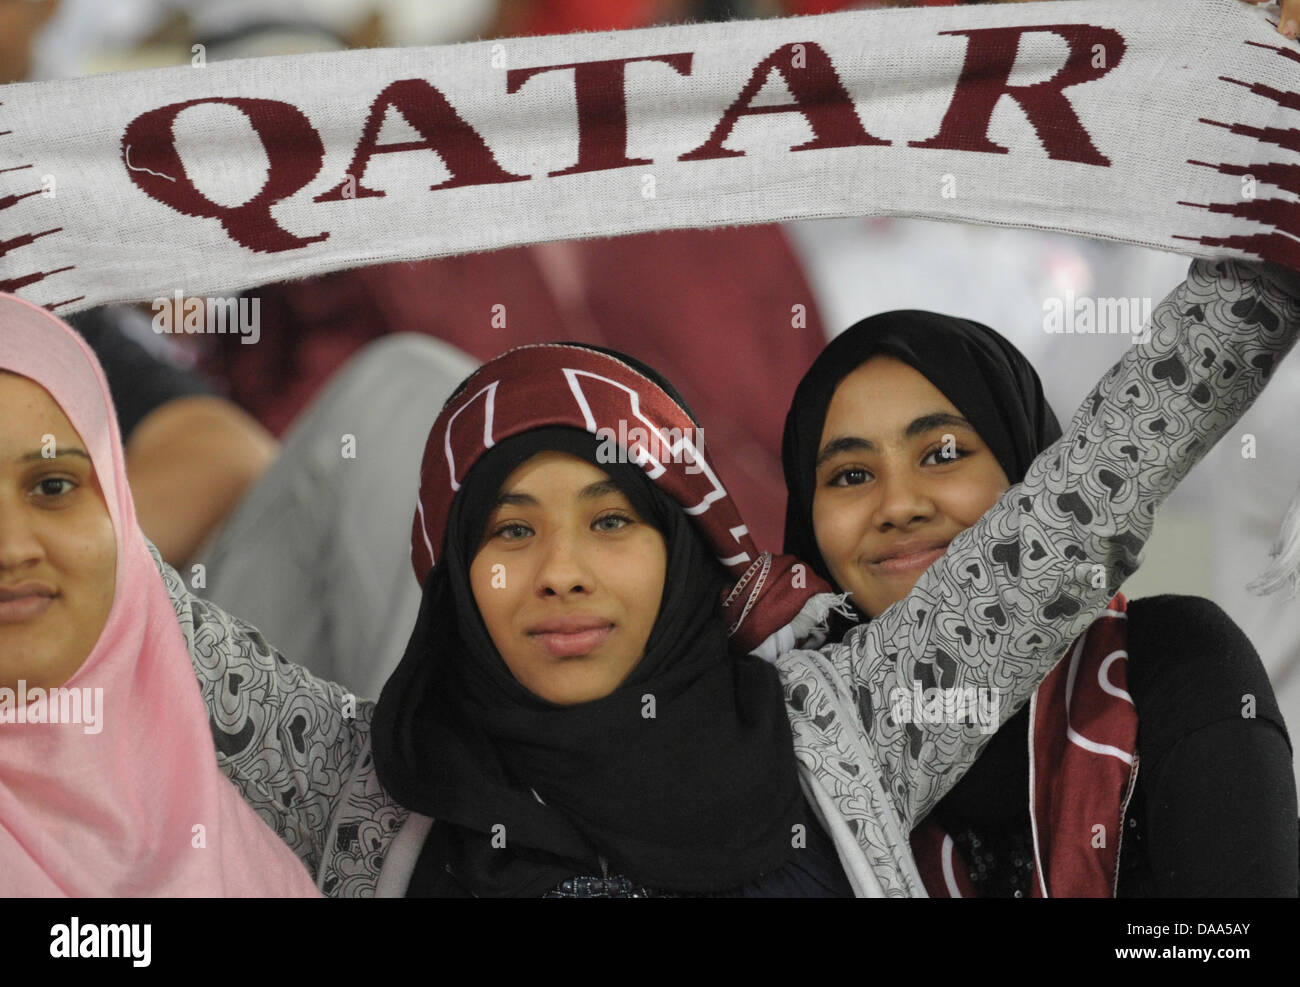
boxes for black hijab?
[782,309,1062,591]
[374,418,805,896]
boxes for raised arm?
[150,541,379,879]
[809,258,1300,829]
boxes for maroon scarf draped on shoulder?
[912,593,1139,898]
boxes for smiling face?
[0,371,117,690]
[811,356,1011,619]
[468,451,668,706]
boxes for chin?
[852,583,911,621]
[537,683,615,707]
[521,667,618,707]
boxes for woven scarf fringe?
[1247,483,1300,600]
[795,592,857,651]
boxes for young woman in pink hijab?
[0,293,321,896]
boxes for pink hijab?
[0,294,320,897]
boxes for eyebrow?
[814,412,975,470]
[491,478,623,509]
[17,448,92,465]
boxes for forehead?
[500,450,614,494]
[821,355,961,439]
[0,371,83,443]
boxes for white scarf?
[0,0,1294,314]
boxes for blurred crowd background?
[5,0,1300,787]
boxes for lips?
[870,539,951,577]
[0,583,56,625]
[527,615,615,659]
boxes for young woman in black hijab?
[782,265,1300,896]
[378,425,844,896]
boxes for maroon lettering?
[122,98,327,253]
[679,42,887,162]
[910,25,1125,165]
[506,53,693,176]
[315,79,527,201]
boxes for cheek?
[55,508,117,611]
[943,467,1010,528]
[92,514,117,586]
[83,519,117,637]
[811,492,863,574]
[40,507,118,678]
[469,554,516,641]
[610,534,667,633]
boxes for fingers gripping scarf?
[372,344,804,897]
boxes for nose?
[534,526,595,599]
[869,467,936,532]
[0,497,44,573]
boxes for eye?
[922,446,971,467]
[593,512,634,533]
[30,476,77,501]
[490,521,533,542]
[826,466,872,488]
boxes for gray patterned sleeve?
[150,543,373,879]
[820,258,1300,831]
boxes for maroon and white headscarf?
[410,342,826,651]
